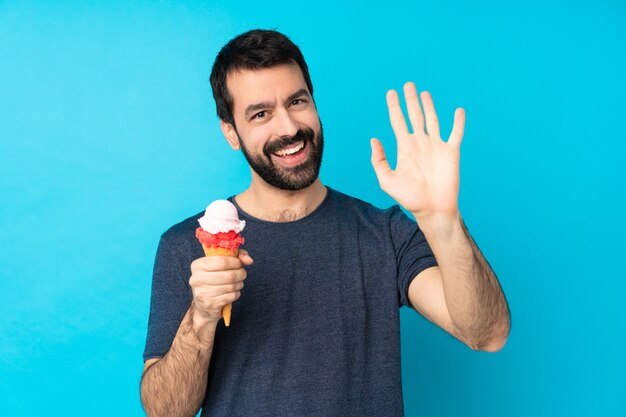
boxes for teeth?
[275,141,304,157]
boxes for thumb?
[370,138,392,185]
[238,249,254,265]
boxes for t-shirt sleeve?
[388,205,439,308]
[142,235,192,361]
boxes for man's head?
[209,29,324,191]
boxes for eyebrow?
[244,88,311,118]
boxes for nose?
[273,107,299,139]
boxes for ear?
[220,119,241,151]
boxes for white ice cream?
[198,199,245,234]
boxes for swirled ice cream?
[198,199,246,234]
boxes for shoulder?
[328,187,403,224]
[328,188,418,245]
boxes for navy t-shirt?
[143,187,438,416]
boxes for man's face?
[224,63,324,191]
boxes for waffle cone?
[202,246,239,257]
[201,245,239,326]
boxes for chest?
[231,218,398,332]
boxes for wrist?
[412,210,462,233]
[412,211,465,261]
[188,303,219,344]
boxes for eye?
[252,111,266,120]
[291,98,306,106]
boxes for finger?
[192,255,242,272]
[370,138,392,186]
[210,281,245,295]
[191,268,247,287]
[211,291,241,306]
[403,82,425,135]
[194,282,244,301]
[223,291,241,303]
[386,90,409,138]
[448,107,465,148]
[420,91,441,139]
[238,249,254,265]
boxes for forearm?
[415,211,510,350]
[140,303,218,417]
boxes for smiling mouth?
[272,140,306,159]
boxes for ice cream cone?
[201,245,239,327]
[202,246,239,258]
[196,199,246,328]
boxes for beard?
[237,122,324,191]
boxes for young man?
[140,29,510,417]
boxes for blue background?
[1,1,624,416]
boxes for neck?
[235,176,327,222]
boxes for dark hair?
[209,29,314,127]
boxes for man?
[140,29,510,417]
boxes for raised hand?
[370,82,465,220]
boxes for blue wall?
[1,1,624,416]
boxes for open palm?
[371,82,465,220]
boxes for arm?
[408,213,510,351]
[371,82,510,351]
[140,306,219,417]
[140,250,252,417]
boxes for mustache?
[264,128,315,156]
